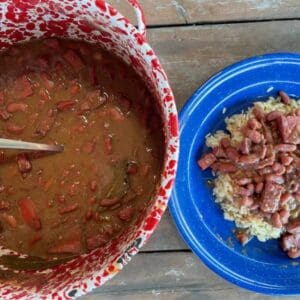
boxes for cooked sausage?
[198,153,217,170]
[260,182,282,213]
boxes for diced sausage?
[220,137,230,148]
[245,129,263,144]
[212,146,226,158]
[86,234,107,250]
[0,201,9,210]
[279,91,290,105]
[56,100,76,111]
[274,143,296,152]
[211,162,237,173]
[235,186,253,197]
[6,102,28,113]
[17,153,32,174]
[247,118,262,130]
[235,230,251,245]
[225,147,240,163]
[18,197,41,230]
[197,153,216,170]
[2,214,17,229]
[0,109,10,121]
[260,182,282,213]
[238,196,254,207]
[35,117,55,137]
[281,234,296,251]
[236,178,252,186]
[239,138,251,155]
[118,206,135,221]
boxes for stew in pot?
[0,39,164,259]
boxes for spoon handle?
[0,138,64,152]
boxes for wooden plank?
[141,210,188,252]
[81,252,287,299]
[147,20,300,110]
[107,0,300,26]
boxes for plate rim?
[169,52,300,296]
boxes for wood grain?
[141,210,188,252]
[81,252,286,299]
[148,20,300,110]
[108,0,300,26]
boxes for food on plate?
[0,39,164,259]
[198,92,300,258]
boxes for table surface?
[81,1,300,299]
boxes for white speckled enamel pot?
[0,0,179,299]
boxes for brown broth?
[0,39,164,258]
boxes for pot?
[0,0,179,298]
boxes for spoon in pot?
[0,138,64,152]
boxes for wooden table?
[82,1,300,299]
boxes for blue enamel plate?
[169,53,300,295]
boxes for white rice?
[207,96,299,242]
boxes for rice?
[207,96,299,242]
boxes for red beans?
[6,102,28,113]
[271,212,282,228]
[59,203,79,214]
[239,154,260,165]
[99,198,120,207]
[212,162,237,173]
[279,91,290,105]
[6,123,25,134]
[56,100,76,111]
[17,153,32,174]
[245,129,263,144]
[247,118,262,130]
[274,144,296,152]
[118,206,135,221]
[86,234,107,250]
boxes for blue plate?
[169,53,300,295]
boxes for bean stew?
[0,39,164,259]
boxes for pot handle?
[126,0,146,39]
